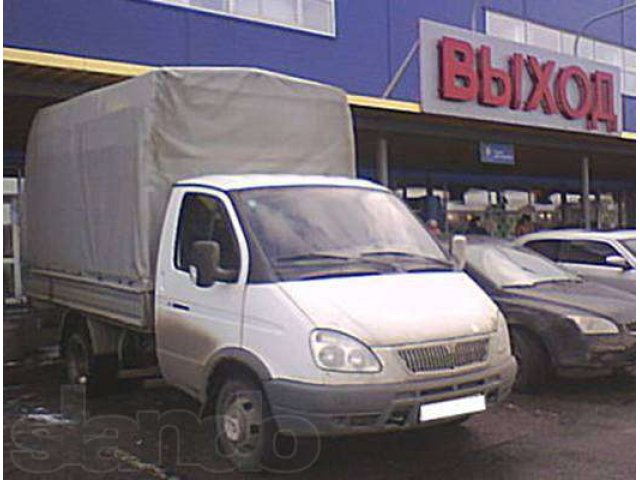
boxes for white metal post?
[581,156,591,230]
[376,136,390,186]
[11,196,23,300]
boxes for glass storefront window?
[486,12,526,43]
[149,0,335,36]
[624,71,636,96]
[595,41,623,67]
[262,0,297,24]
[560,32,577,55]
[624,49,636,72]
[486,10,635,97]
[302,0,332,33]
[528,23,560,52]
[234,0,259,16]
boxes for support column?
[594,192,601,229]
[375,136,389,187]
[443,186,450,234]
[616,191,624,228]
[581,156,591,230]
[625,191,635,227]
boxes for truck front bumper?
[264,356,516,436]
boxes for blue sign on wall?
[480,142,515,165]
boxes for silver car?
[514,230,635,294]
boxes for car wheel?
[510,328,549,393]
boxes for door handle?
[170,302,191,312]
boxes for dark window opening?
[559,240,618,266]
[525,239,561,261]
[174,193,240,281]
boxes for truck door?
[155,188,249,396]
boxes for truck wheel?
[63,330,117,397]
[214,374,278,472]
[510,328,549,393]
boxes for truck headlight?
[567,315,619,335]
[310,329,382,373]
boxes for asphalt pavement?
[4,351,635,479]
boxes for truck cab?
[154,174,516,469]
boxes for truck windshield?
[235,186,448,279]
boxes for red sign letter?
[524,56,558,114]
[587,71,618,132]
[477,45,512,107]
[554,66,592,119]
[439,36,478,102]
[509,53,524,110]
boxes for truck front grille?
[397,338,489,373]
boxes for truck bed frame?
[25,269,154,331]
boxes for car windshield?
[235,186,448,279]
[620,238,636,256]
[467,243,579,288]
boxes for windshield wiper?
[532,278,579,286]
[275,252,399,273]
[360,250,452,268]
[275,252,353,263]
[504,277,579,289]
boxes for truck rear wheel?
[214,374,277,472]
[510,328,549,393]
[63,330,117,397]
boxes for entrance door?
[155,187,249,397]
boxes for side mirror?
[605,255,629,270]
[189,241,237,287]
[450,235,468,271]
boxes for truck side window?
[174,193,240,281]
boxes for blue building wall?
[5,0,636,130]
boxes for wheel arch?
[201,348,273,414]
[60,310,123,357]
[507,321,555,367]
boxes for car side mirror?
[605,255,630,270]
[189,241,237,287]
[450,235,468,271]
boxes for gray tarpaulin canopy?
[24,67,356,290]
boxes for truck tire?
[214,373,280,472]
[510,328,549,393]
[63,330,117,397]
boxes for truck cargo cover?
[24,68,356,289]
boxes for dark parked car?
[463,236,635,392]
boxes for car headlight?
[567,315,619,335]
[495,310,511,355]
[310,329,382,373]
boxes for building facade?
[4,0,636,239]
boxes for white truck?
[23,68,516,471]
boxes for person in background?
[466,216,489,235]
[515,213,535,236]
[426,218,442,236]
